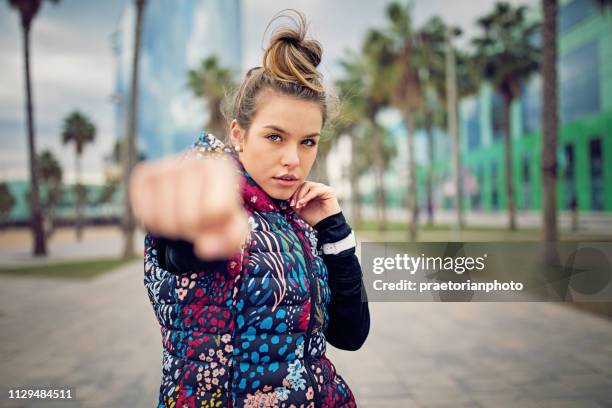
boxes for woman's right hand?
[129,154,249,260]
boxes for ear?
[229,119,244,148]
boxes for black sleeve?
[150,234,227,274]
[314,212,370,351]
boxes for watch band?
[321,231,356,255]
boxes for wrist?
[314,212,353,252]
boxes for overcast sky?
[0,0,535,184]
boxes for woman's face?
[230,90,323,200]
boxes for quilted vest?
[144,133,357,407]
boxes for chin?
[269,190,293,201]
[264,185,296,201]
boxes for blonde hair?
[223,9,337,134]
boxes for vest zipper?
[301,242,322,407]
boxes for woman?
[131,11,370,408]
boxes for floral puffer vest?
[144,133,357,407]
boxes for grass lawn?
[354,221,612,242]
[0,257,139,280]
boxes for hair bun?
[262,10,323,92]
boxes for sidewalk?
[1,260,612,407]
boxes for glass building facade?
[449,0,612,213]
[113,0,242,160]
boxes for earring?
[234,145,241,152]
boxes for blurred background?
[1,0,612,407]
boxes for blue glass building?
[113,0,242,160]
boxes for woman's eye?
[266,134,282,142]
[302,138,317,147]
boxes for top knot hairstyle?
[263,12,323,93]
[223,9,337,135]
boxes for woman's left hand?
[290,181,341,227]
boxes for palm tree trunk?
[404,112,418,241]
[350,131,362,225]
[371,123,386,231]
[502,93,516,230]
[22,21,46,256]
[542,0,559,242]
[446,28,464,233]
[425,110,435,226]
[76,153,83,241]
[122,0,146,259]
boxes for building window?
[466,100,481,150]
[589,137,604,211]
[558,0,596,34]
[563,144,576,210]
[521,75,542,134]
[559,40,600,122]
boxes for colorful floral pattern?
[144,132,357,407]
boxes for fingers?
[290,182,310,207]
[129,153,244,246]
[193,209,249,260]
[295,184,327,209]
[291,182,322,208]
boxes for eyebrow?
[263,125,320,138]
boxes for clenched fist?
[130,154,249,260]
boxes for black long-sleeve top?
[151,211,370,351]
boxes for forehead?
[252,90,323,134]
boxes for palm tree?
[383,2,423,241]
[8,0,60,255]
[62,111,96,240]
[472,2,540,230]
[414,17,446,227]
[416,17,479,228]
[37,149,63,237]
[362,29,396,231]
[188,55,236,139]
[122,0,146,259]
[336,51,370,224]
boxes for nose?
[280,144,300,169]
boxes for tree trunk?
[371,123,386,231]
[404,112,417,241]
[75,153,83,241]
[425,111,435,226]
[502,93,516,230]
[22,22,46,256]
[542,0,559,243]
[122,0,146,259]
[446,28,464,233]
[350,131,362,225]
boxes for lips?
[272,175,299,187]
[274,174,297,181]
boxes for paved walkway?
[1,228,612,407]
[1,261,612,407]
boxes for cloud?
[0,2,121,185]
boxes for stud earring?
[234,145,242,152]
